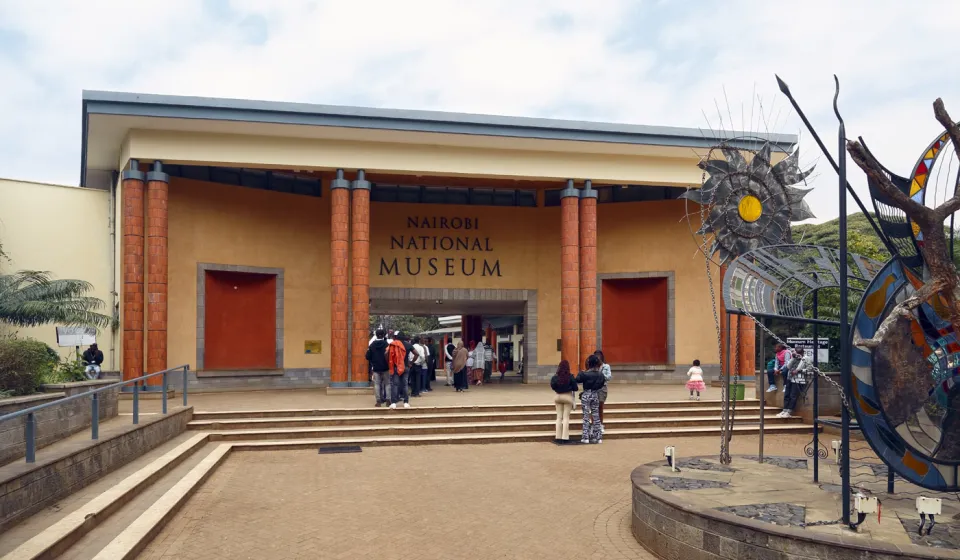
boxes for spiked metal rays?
[682,141,816,264]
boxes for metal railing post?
[25,412,36,463]
[183,365,189,406]
[161,372,168,415]
[91,393,99,440]
[133,383,140,425]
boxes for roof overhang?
[81,90,798,187]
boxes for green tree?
[369,315,440,336]
[0,271,114,330]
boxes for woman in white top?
[466,340,476,388]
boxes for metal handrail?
[0,364,190,463]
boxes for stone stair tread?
[205,415,799,436]
[230,423,813,446]
[187,406,766,426]
[191,399,761,418]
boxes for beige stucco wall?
[0,178,116,363]
[166,176,331,370]
[122,129,706,186]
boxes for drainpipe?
[108,170,118,370]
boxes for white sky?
[1,0,958,224]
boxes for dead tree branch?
[933,99,960,219]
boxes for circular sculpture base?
[631,455,960,559]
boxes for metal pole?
[813,290,820,482]
[133,383,140,425]
[162,372,168,415]
[888,467,895,494]
[758,319,766,463]
[951,213,955,262]
[91,393,99,440]
[775,75,893,253]
[725,312,732,438]
[835,76,852,526]
[183,366,189,406]
[25,412,36,463]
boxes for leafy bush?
[36,358,87,385]
[0,338,58,396]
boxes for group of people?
[765,342,811,418]
[365,329,507,407]
[444,338,505,391]
[549,350,612,445]
[366,329,438,409]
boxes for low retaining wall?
[630,461,951,560]
[524,363,720,384]
[759,372,843,423]
[0,406,192,532]
[0,380,119,466]
[188,368,331,392]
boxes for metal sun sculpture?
[683,142,816,265]
[851,131,960,492]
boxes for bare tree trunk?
[848,98,960,348]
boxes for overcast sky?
[1,0,958,224]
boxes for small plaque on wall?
[304,340,322,354]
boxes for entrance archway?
[368,287,538,382]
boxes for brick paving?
[139,434,807,560]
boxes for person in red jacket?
[387,335,410,409]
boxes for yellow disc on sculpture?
[738,195,762,223]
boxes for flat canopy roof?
[81,90,797,186]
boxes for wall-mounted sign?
[786,337,829,363]
[304,340,322,354]
[55,326,96,347]
[378,215,502,277]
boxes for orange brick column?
[330,170,350,387]
[738,315,756,377]
[350,171,371,386]
[145,162,169,386]
[579,180,598,363]
[560,180,580,369]
[121,161,145,383]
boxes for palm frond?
[0,270,113,329]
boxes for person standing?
[576,355,605,444]
[593,350,611,427]
[421,337,433,393]
[686,359,705,400]
[466,341,477,385]
[410,337,426,398]
[386,334,410,409]
[550,360,578,443]
[483,339,493,383]
[452,341,468,392]
[471,340,485,386]
[778,353,809,418]
[365,329,390,407]
[444,339,456,387]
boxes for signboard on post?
[786,337,829,363]
[55,327,97,347]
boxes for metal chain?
[739,306,852,411]
[696,162,732,464]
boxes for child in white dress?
[686,359,705,401]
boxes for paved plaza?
[136,434,806,560]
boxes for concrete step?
[187,405,768,430]
[0,433,208,560]
[204,415,802,441]
[190,399,762,420]
[227,423,815,450]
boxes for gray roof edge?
[81,90,798,150]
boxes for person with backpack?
[365,328,390,407]
[387,333,410,409]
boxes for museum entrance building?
[73,91,793,391]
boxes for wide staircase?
[1,397,809,559]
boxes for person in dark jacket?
[575,355,605,444]
[82,343,104,380]
[366,329,390,407]
[550,360,578,443]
